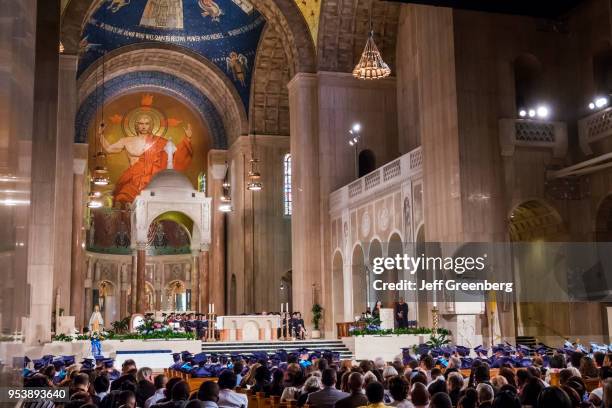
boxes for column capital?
[287,72,318,92]
[134,242,147,251]
[73,158,87,175]
[199,243,210,252]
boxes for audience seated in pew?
[17,341,612,408]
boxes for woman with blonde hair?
[240,363,261,388]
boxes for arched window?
[358,149,376,177]
[513,54,543,110]
[593,49,612,95]
[283,153,292,216]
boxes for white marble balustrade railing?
[578,106,612,155]
[329,146,423,215]
[499,118,567,158]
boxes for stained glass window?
[283,153,292,216]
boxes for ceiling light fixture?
[353,4,390,80]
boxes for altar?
[217,315,281,341]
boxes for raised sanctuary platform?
[341,334,427,361]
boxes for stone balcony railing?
[499,118,567,158]
[578,106,612,155]
[330,146,423,215]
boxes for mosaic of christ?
[89,92,209,206]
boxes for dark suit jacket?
[334,392,368,408]
[136,379,157,407]
[307,387,349,408]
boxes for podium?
[379,308,395,330]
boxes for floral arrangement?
[52,316,195,342]
[349,326,451,337]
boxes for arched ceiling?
[78,44,248,145]
[509,200,566,242]
[61,0,316,77]
[75,0,266,111]
[317,0,399,73]
[250,24,290,135]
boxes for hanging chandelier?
[353,2,390,81]
[219,163,233,212]
[246,134,263,191]
[353,30,391,80]
[246,156,263,191]
[88,53,110,209]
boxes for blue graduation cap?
[181,351,194,361]
[440,346,454,357]
[456,345,470,357]
[95,355,106,363]
[253,351,268,362]
[62,356,76,366]
[274,350,288,362]
[474,345,488,356]
[576,343,588,354]
[517,345,532,355]
[309,351,321,360]
[80,358,95,371]
[193,353,208,365]
[492,345,504,354]
[416,344,431,356]
[460,357,473,369]
[102,358,115,368]
[52,358,66,370]
[172,352,181,362]
[401,348,416,365]
[33,359,46,370]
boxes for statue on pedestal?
[89,304,104,333]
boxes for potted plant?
[311,304,323,339]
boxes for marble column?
[199,246,210,313]
[131,251,137,313]
[191,251,200,312]
[24,0,60,344]
[208,150,227,315]
[84,258,93,331]
[287,74,320,330]
[54,55,77,317]
[136,245,147,314]
[70,155,87,328]
[119,263,128,319]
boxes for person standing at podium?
[372,300,383,320]
[395,298,408,328]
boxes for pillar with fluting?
[198,245,210,313]
[131,251,137,313]
[208,150,227,314]
[70,155,87,328]
[24,0,61,344]
[135,244,147,314]
[84,258,93,331]
[55,54,78,318]
[287,73,320,331]
[119,263,128,319]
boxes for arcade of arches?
[3,0,612,348]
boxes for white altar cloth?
[217,315,281,341]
